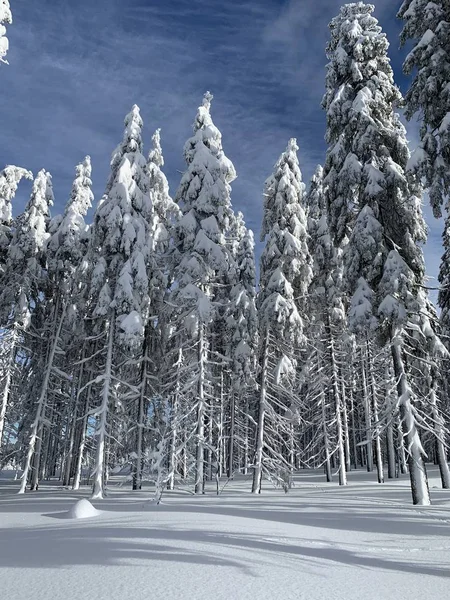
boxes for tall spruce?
[253,138,312,493]
[399,0,450,218]
[0,166,33,277]
[4,170,55,493]
[84,106,152,499]
[168,92,236,493]
[19,157,93,492]
[0,166,32,450]
[306,163,348,485]
[324,2,445,505]
[227,212,257,477]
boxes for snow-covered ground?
[1,468,449,600]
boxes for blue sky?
[0,0,443,288]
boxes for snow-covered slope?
[0,468,449,600]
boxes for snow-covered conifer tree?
[253,138,312,493]
[0,166,33,277]
[84,106,152,499]
[0,1,12,65]
[399,3,450,396]
[226,212,257,476]
[0,170,54,492]
[0,166,32,449]
[305,164,349,485]
[130,129,180,491]
[324,2,444,504]
[1,169,52,331]
[18,158,93,492]
[168,92,236,493]
[399,0,450,218]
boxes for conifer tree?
[324,2,444,505]
[399,0,450,218]
[84,106,152,499]
[0,166,33,278]
[253,138,312,493]
[306,163,348,485]
[226,212,257,476]
[0,0,11,65]
[131,130,180,490]
[168,92,236,493]
[19,158,93,492]
[0,166,32,450]
[2,170,55,493]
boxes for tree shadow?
[0,523,447,580]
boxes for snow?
[1,468,450,600]
[66,498,101,520]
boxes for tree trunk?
[252,328,269,494]
[167,350,181,490]
[72,374,92,490]
[386,422,396,479]
[429,371,450,489]
[19,303,66,494]
[340,377,351,473]
[195,323,206,494]
[328,322,346,486]
[0,328,17,449]
[391,336,430,506]
[321,387,332,482]
[360,347,373,473]
[91,317,114,500]
[367,342,384,484]
[228,390,236,478]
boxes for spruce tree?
[131,129,180,490]
[168,92,236,493]
[0,166,33,277]
[306,163,348,485]
[324,2,444,504]
[226,212,257,477]
[19,157,93,492]
[399,0,450,218]
[84,106,152,499]
[0,0,11,65]
[253,138,312,493]
[3,170,55,493]
[0,166,32,450]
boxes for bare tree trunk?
[243,394,250,475]
[340,377,351,473]
[228,390,235,478]
[0,328,17,449]
[133,329,151,491]
[195,323,206,494]
[63,360,85,487]
[328,323,346,486]
[217,373,224,479]
[360,347,373,473]
[19,303,65,494]
[321,387,332,482]
[429,371,450,489]
[252,329,269,494]
[386,422,396,479]
[349,384,358,469]
[72,375,92,490]
[367,342,384,484]
[91,317,114,500]
[391,336,430,506]
[167,350,181,490]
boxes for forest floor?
[0,467,449,600]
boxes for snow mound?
[66,499,101,520]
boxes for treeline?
[1,2,450,506]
